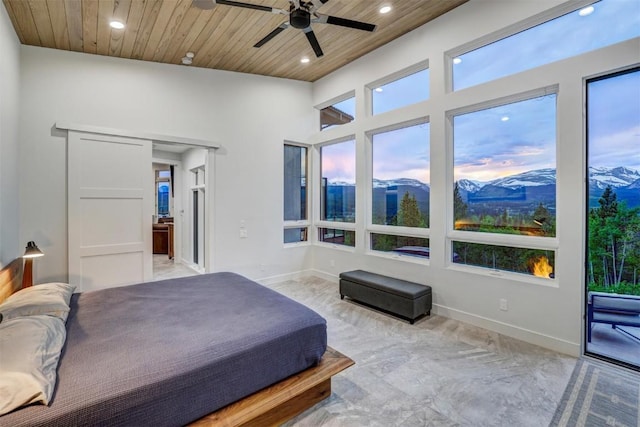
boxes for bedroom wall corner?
[0,2,21,267]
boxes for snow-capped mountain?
[456,179,483,193]
[489,168,556,188]
[589,166,640,190]
[372,178,429,192]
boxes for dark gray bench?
[588,292,640,342]
[339,270,432,324]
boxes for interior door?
[68,131,152,291]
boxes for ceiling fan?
[192,0,377,58]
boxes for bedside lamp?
[22,241,44,288]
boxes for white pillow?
[0,315,67,415]
[0,282,76,322]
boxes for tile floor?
[150,260,581,426]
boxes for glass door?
[585,67,640,370]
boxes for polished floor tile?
[266,277,577,427]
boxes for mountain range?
[328,166,640,210]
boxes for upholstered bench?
[339,270,432,324]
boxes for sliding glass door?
[585,67,640,369]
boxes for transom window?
[451,0,640,91]
[371,68,430,115]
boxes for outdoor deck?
[587,323,640,368]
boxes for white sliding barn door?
[68,131,152,291]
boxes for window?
[284,144,308,243]
[371,68,430,115]
[452,0,640,91]
[156,169,171,218]
[452,241,555,279]
[371,234,430,259]
[369,121,430,258]
[453,92,557,237]
[320,139,356,223]
[318,228,355,247]
[284,227,308,244]
[319,96,356,130]
[372,122,430,227]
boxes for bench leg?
[340,294,344,300]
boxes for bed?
[0,258,353,426]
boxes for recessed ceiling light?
[578,5,594,16]
[181,52,195,65]
[300,57,310,64]
[501,116,510,122]
[379,5,392,14]
[453,57,462,65]
[374,87,383,93]
[109,20,125,30]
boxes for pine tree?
[397,192,424,227]
[453,181,468,222]
[597,185,618,221]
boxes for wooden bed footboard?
[189,346,354,427]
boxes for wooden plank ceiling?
[3,0,468,82]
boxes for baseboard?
[257,269,317,286]
[433,304,580,357]
[256,270,579,357]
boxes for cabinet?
[153,223,174,258]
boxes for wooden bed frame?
[0,258,354,426]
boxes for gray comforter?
[0,272,327,426]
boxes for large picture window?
[452,0,640,91]
[453,92,557,238]
[320,139,356,223]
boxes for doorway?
[191,165,206,272]
[585,67,640,370]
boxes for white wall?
[0,3,21,267]
[18,46,315,282]
[309,0,640,355]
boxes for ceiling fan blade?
[214,0,284,13]
[319,15,376,32]
[254,23,288,48]
[309,0,329,10]
[303,28,324,58]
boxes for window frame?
[316,90,357,132]
[445,86,559,281]
[366,60,430,116]
[365,118,431,261]
[283,141,311,246]
[444,0,632,92]
[315,135,358,250]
